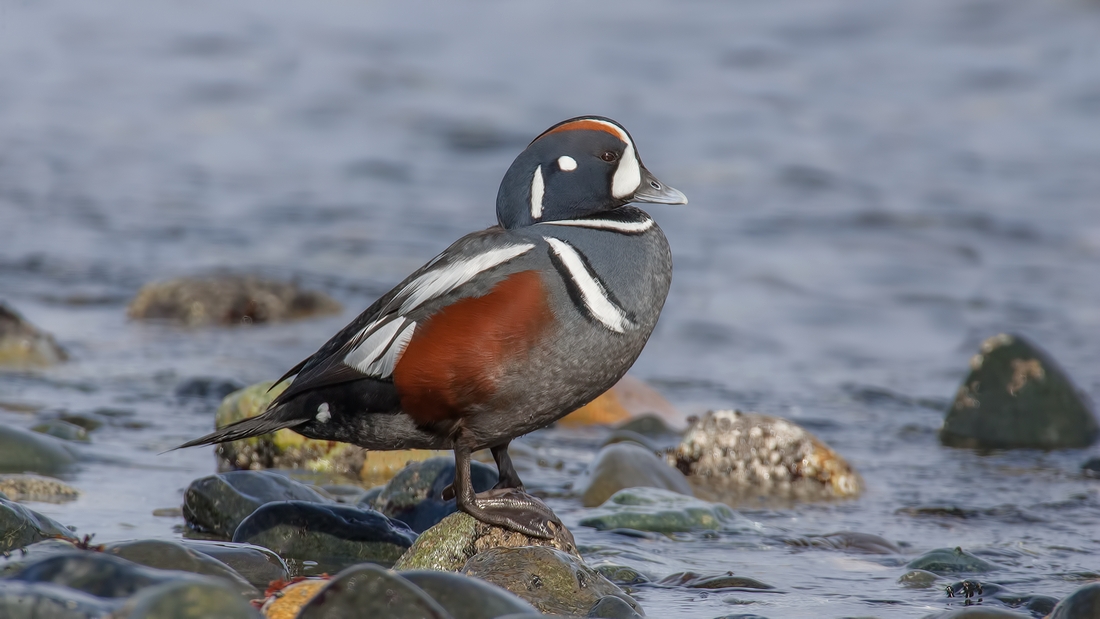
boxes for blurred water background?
[2,0,1100,617]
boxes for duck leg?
[491,441,524,491]
[452,437,559,539]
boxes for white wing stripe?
[544,237,632,333]
[363,319,417,377]
[541,217,654,234]
[398,243,536,313]
[344,318,406,372]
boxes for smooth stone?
[577,442,693,507]
[103,540,256,597]
[921,609,1032,618]
[593,564,650,585]
[616,414,680,439]
[30,420,89,443]
[295,564,451,619]
[578,487,737,533]
[665,410,862,506]
[55,415,102,432]
[0,539,82,577]
[401,570,539,619]
[588,595,644,618]
[177,540,289,590]
[394,510,578,572]
[232,501,416,572]
[0,424,77,476]
[115,580,261,619]
[906,547,1000,575]
[321,484,370,504]
[784,531,901,554]
[0,580,114,619]
[600,429,660,451]
[942,333,1099,449]
[182,469,332,538]
[0,303,67,368]
[126,274,341,326]
[371,456,498,533]
[462,546,641,617]
[657,571,774,590]
[1083,458,1100,478]
[211,381,447,483]
[4,551,219,598]
[560,375,683,428]
[174,377,246,401]
[0,474,80,503]
[0,497,75,552]
[898,569,941,588]
[1049,582,1100,619]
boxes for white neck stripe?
[530,165,545,220]
[540,217,654,234]
[544,237,632,333]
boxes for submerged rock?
[31,419,90,443]
[942,334,1098,449]
[784,531,901,554]
[587,595,644,618]
[560,374,683,427]
[394,509,577,572]
[212,381,447,484]
[0,474,79,503]
[657,571,774,590]
[906,547,1000,575]
[0,496,74,552]
[922,609,1032,618]
[232,501,416,572]
[578,487,737,533]
[294,564,450,619]
[1048,582,1100,619]
[0,580,114,619]
[0,303,67,368]
[0,424,77,476]
[576,442,693,507]
[401,570,539,619]
[370,456,497,533]
[898,569,941,588]
[664,410,862,506]
[126,274,340,326]
[115,579,261,619]
[103,539,257,597]
[176,540,289,590]
[462,546,642,617]
[4,551,219,599]
[182,469,332,538]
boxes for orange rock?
[261,578,328,619]
[558,375,683,427]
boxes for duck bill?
[632,168,688,205]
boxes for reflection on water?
[2,0,1100,617]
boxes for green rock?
[906,547,999,575]
[116,580,261,619]
[177,540,290,590]
[401,570,538,619]
[462,546,641,617]
[942,333,1098,449]
[576,442,693,507]
[0,497,75,552]
[0,303,67,368]
[393,510,578,572]
[898,569,940,588]
[295,564,451,619]
[1049,582,1100,619]
[0,474,79,503]
[587,595,644,618]
[103,540,257,597]
[578,487,736,533]
[0,424,77,476]
[31,420,89,442]
[592,563,650,585]
[182,469,332,538]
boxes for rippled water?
[2,0,1100,617]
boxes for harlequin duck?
[180,116,687,538]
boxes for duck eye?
[600,151,619,163]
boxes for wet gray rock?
[657,571,774,590]
[613,414,683,450]
[176,540,289,590]
[102,540,256,597]
[0,303,67,368]
[592,564,650,586]
[1082,457,1100,478]
[232,501,416,572]
[921,608,1032,618]
[578,487,738,533]
[127,274,341,326]
[394,509,577,572]
[31,420,89,443]
[898,569,940,588]
[588,595,644,618]
[0,497,75,552]
[401,570,539,619]
[461,546,642,617]
[0,540,83,577]
[115,580,261,619]
[784,531,901,554]
[942,333,1098,449]
[370,456,498,532]
[1049,582,1100,619]
[0,475,79,503]
[174,377,246,401]
[4,552,219,599]
[906,547,1000,575]
[182,470,332,538]
[664,410,861,506]
[0,580,114,619]
[294,563,451,619]
[0,424,77,476]
[576,442,693,508]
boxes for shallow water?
[2,0,1100,617]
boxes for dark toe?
[471,489,560,539]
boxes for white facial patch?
[557,156,577,172]
[530,165,545,219]
[611,143,641,199]
[544,237,634,333]
[315,402,331,423]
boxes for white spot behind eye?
[557,156,577,171]
[530,165,545,219]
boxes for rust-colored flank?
[393,270,554,425]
